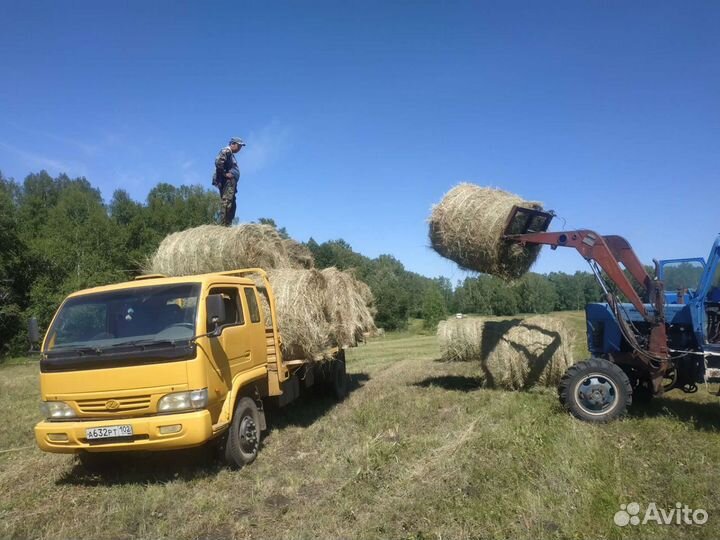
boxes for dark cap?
[229,137,246,147]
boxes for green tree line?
[0,169,606,358]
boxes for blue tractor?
[504,206,720,422]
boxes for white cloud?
[0,141,87,177]
[240,121,291,174]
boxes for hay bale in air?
[429,183,543,280]
[147,224,307,276]
[437,315,574,389]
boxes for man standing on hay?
[213,137,245,226]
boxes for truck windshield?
[45,283,200,353]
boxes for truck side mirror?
[206,294,226,336]
[28,317,40,351]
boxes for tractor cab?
[657,257,705,304]
[658,237,720,349]
[692,236,720,349]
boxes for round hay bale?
[283,239,315,269]
[429,183,543,280]
[437,318,484,362]
[147,224,304,276]
[267,269,331,361]
[481,316,574,390]
[321,267,377,347]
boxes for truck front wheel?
[225,397,261,469]
[558,358,632,423]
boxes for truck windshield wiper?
[48,346,106,356]
[109,339,190,349]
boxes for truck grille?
[76,395,152,414]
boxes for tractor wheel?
[224,397,261,469]
[558,358,632,423]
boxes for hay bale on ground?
[146,224,310,276]
[437,315,574,389]
[429,183,543,280]
[437,318,484,362]
[267,269,331,361]
[321,267,377,347]
[482,316,574,389]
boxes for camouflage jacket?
[213,146,238,185]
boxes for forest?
[0,170,606,357]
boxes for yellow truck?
[33,268,347,468]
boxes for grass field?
[2,311,720,539]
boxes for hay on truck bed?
[437,316,575,390]
[146,225,378,362]
[146,224,310,276]
[267,268,332,361]
[321,267,378,347]
[429,183,544,280]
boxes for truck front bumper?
[34,410,214,454]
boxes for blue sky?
[1,1,719,283]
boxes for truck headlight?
[40,401,76,419]
[158,389,208,412]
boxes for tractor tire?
[224,397,261,469]
[558,358,632,423]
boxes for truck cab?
[34,269,346,468]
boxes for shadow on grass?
[266,371,369,430]
[414,375,484,392]
[56,371,370,486]
[56,446,224,487]
[628,394,720,431]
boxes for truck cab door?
[207,286,253,379]
[241,287,268,368]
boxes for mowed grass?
[2,311,720,539]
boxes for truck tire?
[558,358,632,423]
[329,354,348,401]
[224,397,261,469]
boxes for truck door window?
[207,287,244,332]
[244,288,261,324]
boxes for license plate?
[85,425,133,440]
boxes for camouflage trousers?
[218,178,237,226]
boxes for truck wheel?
[329,354,348,401]
[225,397,261,469]
[558,358,632,423]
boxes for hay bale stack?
[283,239,315,269]
[429,183,543,279]
[437,315,574,389]
[321,267,377,346]
[437,318,484,362]
[147,224,308,276]
[267,269,331,361]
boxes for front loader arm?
[505,229,652,321]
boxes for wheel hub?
[239,417,258,453]
[576,375,618,415]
